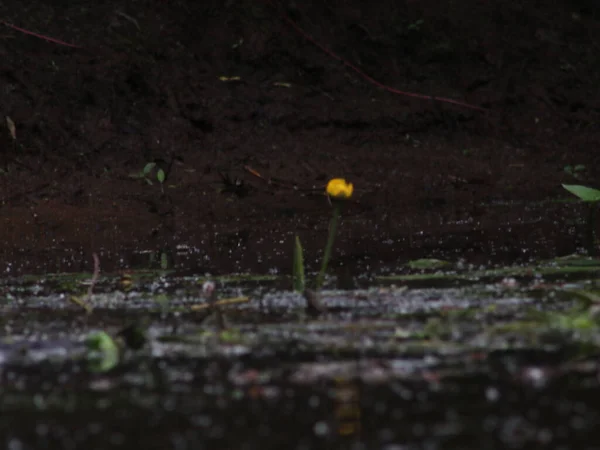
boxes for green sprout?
[563,184,600,256]
[292,235,305,292]
[129,162,166,192]
[564,164,586,180]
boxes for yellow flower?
[326,178,353,200]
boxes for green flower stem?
[316,203,341,289]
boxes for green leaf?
[157,168,166,184]
[548,255,600,267]
[406,258,451,270]
[86,331,119,373]
[562,184,600,202]
[292,235,305,292]
[142,162,156,175]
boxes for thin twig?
[244,165,321,193]
[115,10,141,31]
[264,1,485,112]
[0,20,82,48]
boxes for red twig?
[1,20,81,48]
[266,1,485,112]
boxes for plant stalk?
[316,203,341,289]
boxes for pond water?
[1,200,599,448]
[2,250,600,449]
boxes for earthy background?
[0,0,598,275]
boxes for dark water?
[0,201,587,278]
[1,200,600,449]
[2,351,600,449]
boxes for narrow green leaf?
[292,235,305,292]
[562,184,600,202]
[143,162,156,175]
[406,258,451,270]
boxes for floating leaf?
[406,258,451,270]
[86,331,119,373]
[562,184,600,202]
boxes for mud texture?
[0,0,599,274]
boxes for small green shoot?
[562,184,600,256]
[130,162,166,192]
[292,235,306,292]
[407,19,424,32]
[316,204,341,289]
[564,164,586,179]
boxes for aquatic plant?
[293,178,354,292]
[292,235,306,292]
[85,331,119,373]
[563,184,600,255]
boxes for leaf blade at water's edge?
[562,184,600,202]
[292,235,305,292]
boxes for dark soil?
[0,0,599,275]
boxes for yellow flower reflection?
[326,178,353,200]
